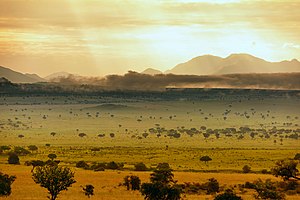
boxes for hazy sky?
[0,0,299,76]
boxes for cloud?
[283,43,300,49]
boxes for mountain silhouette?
[166,53,300,75]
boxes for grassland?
[0,89,299,199]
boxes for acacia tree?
[141,163,181,200]
[200,156,212,164]
[0,172,16,197]
[32,165,76,200]
[271,159,300,181]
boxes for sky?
[0,0,299,77]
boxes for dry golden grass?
[1,164,299,200]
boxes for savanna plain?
[0,89,299,199]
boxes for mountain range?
[1,53,300,83]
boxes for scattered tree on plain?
[200,156,212,164]
[32,165,76,200]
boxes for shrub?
[134,162,148,171]
[242,165,251,173]
[76,161,89,169]
[205,178,219,194]
[82,184,94,198]
[8,153,20,165]
[28,145,38,151]
[214,189,242,200]
[106,161,123,170]
[90,163,106,171]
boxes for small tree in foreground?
[32,165,76,200]
[271,159,299,181]
[82,184,94,198]
[0,172,16,197]
[141,163,181,200]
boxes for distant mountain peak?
[141,68,162,75]
[167,53,300,75]
[0,66,45,83]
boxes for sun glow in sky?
[0,0,299,76]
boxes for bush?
[0,172,16,197]
[214,189,242,200]
[242,165,251,173]
[8,153,20,165]
[205,178,219,194]
[90,163,106,171]
[14,146,31,155]
[134,162,148,171]
[106,161,123,170]
[28,145,38,151]
[76,161,89,169]
[82,184,94,198]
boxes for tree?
[8,153,20,164]
[271,159,299,181]
[200,156,212,164]
[82,184,94,198]
[0,172,16,197]
[48,153,57,161]
[123,175,141,191]
[242,165,251,173]
[32,165,76,200]
[252,179,285,200]
[30,160,45,172]
[214,189,242,200]
[141,163,181,200]
[50,132,57,137]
